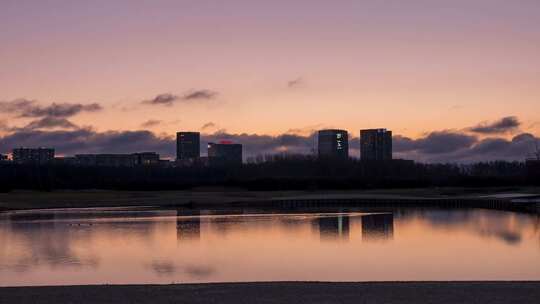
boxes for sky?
[1,0,539,161]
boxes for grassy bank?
[1,282,539,304]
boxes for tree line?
[0,155,537,192]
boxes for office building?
[134,152,160,165]
[74,152,159,167]
[75,154,137,167]
[176,132,200,160]
[12,148,55,164]
[360,129,392,161]
[318,129,349,159]
[208,141,242,166]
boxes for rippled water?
[0,207,539,286]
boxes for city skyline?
[1,1,539,163]
[1,1,540,300]
[0,122,538,163]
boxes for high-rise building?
[12,148,55,164]
[318,129,349,159]
[176,132,200,160]
[207,141,242,166]
[360,129,392,161]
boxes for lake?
[1,206,539,286]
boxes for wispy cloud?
[468,116,520,134]
[143,90,218,106]
[201,122,217,131]
[0,99,102,118]
[140,119,162,128]
[23,117,79,130]
[183,89,218,100]
[142,93,180,106]
[287,77,304,88]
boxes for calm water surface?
[1,207,539,286]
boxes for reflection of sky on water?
[0,207,539,286]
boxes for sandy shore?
[1,282,539,304]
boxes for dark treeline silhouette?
[0,154,537,192]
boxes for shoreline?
[1,281,539,304]
[1,187,539,214]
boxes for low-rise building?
[12,148,55,164]
[74,152,161,167]
[208,141,242,166]
[134,152,160,166]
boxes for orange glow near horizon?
[0,1,539,140]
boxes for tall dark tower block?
[176,132,200,160]
[318,129,349,159]
[360,129,392,161]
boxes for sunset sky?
[1,0,539,161]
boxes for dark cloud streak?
[143,90,218,106]
[287,77,304,88]
[142,93,179,106]
[183,89,217,100]
[140,119,162,128]
[23,117,79,130]
[201,122,216,130]
[469,116,520,134]
[0,99,102,118]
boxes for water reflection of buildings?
[176,210,201,241]
[362,213,394,241]
[317,215,350,240]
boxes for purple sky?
[1,0,539,161]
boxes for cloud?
[286,124,324,136]
[0,99,102,118]
[0,120,13,132]
[143,90,218,106]
[0,128,175,156]
[394,131,539,163]
[140,119,162,128]
[23,117,79,130]
[142,93,179,106]
[183,89,218,100]
[287,77,304,88]
[201,131,316,157]
[201,122,216,130]
[394,131,477,154]
[469,116,520,134]
[0,99,35,114]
